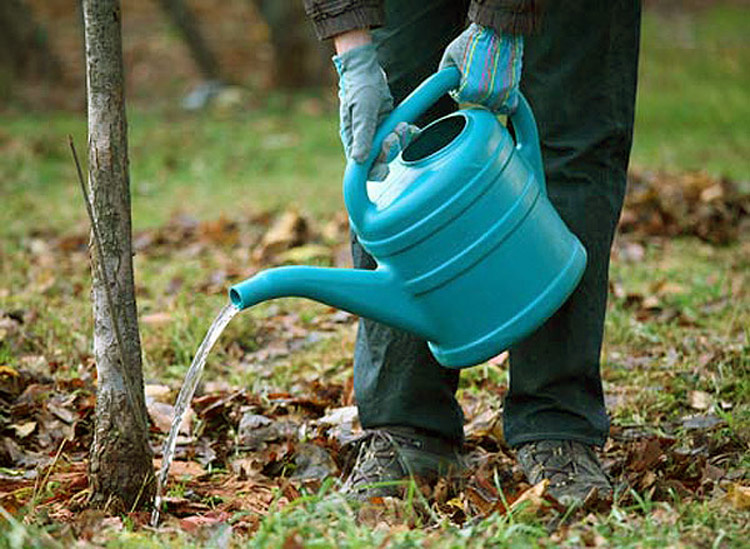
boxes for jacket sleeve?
[302,0,539,41]
[468,0,541,35]
[302,0,385,40]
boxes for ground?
[0,1,748,547]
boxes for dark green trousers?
[353,0,641,447]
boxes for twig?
[130,470,154,514]
[32,439,67,508]
[68,135,147,432]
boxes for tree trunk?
[155,0,222,81]
[83,0,154,512]
[252,0,332,88]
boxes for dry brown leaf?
[630,438,664,472]
[318,406,358,427]
[147,401,192,434]
[726,484,750,510]
[621,169,748,244]
[153,459,205,480]
[253,211,310,262]
[321,212,349,243]
[0,365,20,377]
[144,384,172,401]
[13,421,37,438]
[464,408,503,443]
[510,479,549,515]
[178,511,232,534]
[688,390,712,411]
[197,217,238,246]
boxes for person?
[303,0,641,506]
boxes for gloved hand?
[333,43,419,181]
[439,23,524,113]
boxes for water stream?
[151,302,239,527]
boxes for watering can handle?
[510,94,546,197]
[343,66,546,232]
[343,67,461,232]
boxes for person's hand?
[333,36,418,180]
[438,23,524,113]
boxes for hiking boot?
[340,426,461,501]
[516,440,612,507]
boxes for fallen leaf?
[145,384,172,401]
[726,484,750,510]
[464,408,503,443]
[700,183,724,202]
[0,365,20,377]
[198,216,238,246]
[321,212,349,243]
[147,401,192,435]
[253,211,310,262]
[238,413,297,450]
[153,459,205,480]
[510,480,551,515]
[162,497,210,516]
[178,511,232,534]
[465,486,496,516]
[13,422,36,438]
[688,390,712,411]
[630,438,664,472]
[291,442,337,480]
[318,406,358,427]
[47,402,76,424]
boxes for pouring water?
[151,302,239,527]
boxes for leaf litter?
[1,170,748,544]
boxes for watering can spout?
[229,266,434,340]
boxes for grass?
[633,4,750,182]
[0,2,748,547]
[0,100,343,243]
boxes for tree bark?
[83,0,154,512]
[252,0,332,88]
[155,0,222,81]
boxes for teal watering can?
[230,67,586,369]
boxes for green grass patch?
[633,4,750,181]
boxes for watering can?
[229,67,586,369]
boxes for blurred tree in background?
[155,0,223,82]
[1,0,332,111]
[251,0,331,88]
[0,0,61,101]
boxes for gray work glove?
[333,43,419,181]
[439,23,524,113]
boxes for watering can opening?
[228,288,243,309]
[402,114,467,163]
